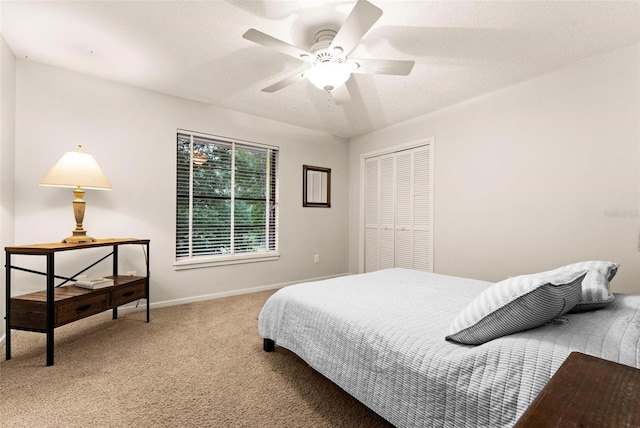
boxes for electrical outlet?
[314,254,320,263]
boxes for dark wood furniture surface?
[514,351,640,428]
[5,238,150,366]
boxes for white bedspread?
[258,268,640,428]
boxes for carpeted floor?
[0,290,393,427]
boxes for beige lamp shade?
[39,145,111,243]
[40,145,112,190]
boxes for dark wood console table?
[4,238,150,366]
[514,351,640,427]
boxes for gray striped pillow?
[446,268,587,345]
[566,260,618,312]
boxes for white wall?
[13,60,350,306]
[349,45,640,294]
[0,34,16,344]
[7,43,640,317]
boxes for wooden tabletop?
[5,238,150,254]
[514,351,640,427]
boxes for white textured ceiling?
[1,0,639,138]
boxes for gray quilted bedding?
[258,268,640,428]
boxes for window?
[175,130,279,269]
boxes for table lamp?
[39,145,112,243]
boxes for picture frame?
[303,165,331,208]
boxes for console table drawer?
[110,279,146,306]
[57,292,110,326]
[9,304,47,331]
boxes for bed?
[258,266,640,428]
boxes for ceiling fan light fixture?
[244,0,411,99]
[306,62,351,92]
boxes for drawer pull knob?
[122,291,135,297]
[75,304,92,313]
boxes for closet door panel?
[395,228,412,268]
[364,158,379,272]
[395,151,412,268]
[413,229,431,271]
[378,155,395,269]
[413,147,431,229]
[379,227,395,269]
[395,152,412,227]
[363,141,433,273]
[412,146,432,271]
[365,227,379,272]
[379,155,395,226]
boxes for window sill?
[174,252,280,270]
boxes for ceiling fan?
[242,0,415,105]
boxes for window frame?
[174,129,279,270]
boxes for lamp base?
[62,231,96,244]
[62,188,97,244]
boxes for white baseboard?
[0,273,351,342]
[116,272,350,314]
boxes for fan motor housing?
[310,29,344,64]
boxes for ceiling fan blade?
[329,0,383,56]
[243,29,313,60]
[349,58,415,76]
[330,84,352,105]
[261,68,309,93]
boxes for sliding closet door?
[364,143,433,273]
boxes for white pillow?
[446,267,587,345]
[566,260,618,312]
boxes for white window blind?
[176,131,279,267]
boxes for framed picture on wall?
[303,165,331,208]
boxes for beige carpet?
[0,290,393,428]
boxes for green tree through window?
[176,132,278,261]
